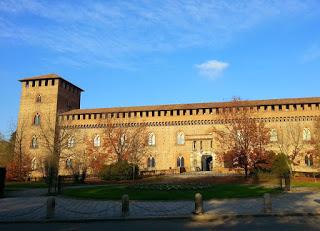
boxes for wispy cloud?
[0,0,318,68]
[196,60,229,79]
[302,43,320,63]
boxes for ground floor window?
[147,156,156,168]
[305,155,313,167]
[177,156,185,167]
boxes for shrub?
[271,153,291,178]
[99,160,139,181]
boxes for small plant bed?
[63,183,281,200]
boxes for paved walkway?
[1,189,320,222]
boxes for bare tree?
[310,119,320,167]
[39,114,74,194]
[276,122,306,165]
[0,133,10,167]
[213,99,271,177]
[5,120,31,181]
[102,118,149,164]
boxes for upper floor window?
[305,155,313,167]
[303,128,311,141]
[120,134,126,146]
[177,156,185,167]
[34,113,41,126]
[94,135,101,147]
[68,136,75,148]
[270,129,278,142]
[177,132,185,145]
[147,156,156,168]
[236,130,243,141]
[31,136,38,149]
[36,94,41,103]
[192,141,196,151]
[148,133,156,146]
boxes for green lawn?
[5,182,47,189]
[292,181,320,188]
[63,184,281,200]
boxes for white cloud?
[0,0,318,68]
[196,60,229,79]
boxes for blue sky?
[0,0,320,137]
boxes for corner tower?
[16,74,83,177]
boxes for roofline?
[61,96,320,115]
[19,73,84,92]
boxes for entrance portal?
[201,155,213,171]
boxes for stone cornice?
[60,115,320,130]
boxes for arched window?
[236,130,243,141]
[270,129,278,142]
[66,159,73,168]
[68,136,75,148]
[94,135,101,147]
[33,113,41,125]
[177,156,185,167]
[147,156,156,168]
[177,132,185,145]
[120,134,126,146]
[303,128,311,141]
[31,157,37,170]
[31,136,38,149]
[36,94,41,103]
[305,155,313,167]
[148,133,156,146]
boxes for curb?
[1,212,320,224]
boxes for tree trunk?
[284,175,291,191]
[132,165,135,183]
[244,165,248,178]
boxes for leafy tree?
[271,153,291,190]
[214,99,271,177]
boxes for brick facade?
[17,74,320,177]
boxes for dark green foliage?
[271,153,291,178]
[0,167,6,197]
[99,160,139,180]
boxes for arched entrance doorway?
[201,155,213,171]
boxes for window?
[270,129,278,142]
[192,141,196,151]
[305,155,313,167]
[31,158,37,170]
[66,159,73,168]
[200,141,203,151]
[177,132,185,145]
[120,134,126,146]
[33,113,41,125]
[31,136,38,149]
[36,94,41,103]
[148,133,156,146]
[303,128,311,141]
[147,156,156,168]
[236,130,243,141]
[68,136,75,148]
[94,135,101,147]
[177,156,185,167]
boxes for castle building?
[17,74,320,177]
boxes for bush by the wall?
[99,161,139,181]
[0,167,6,197]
